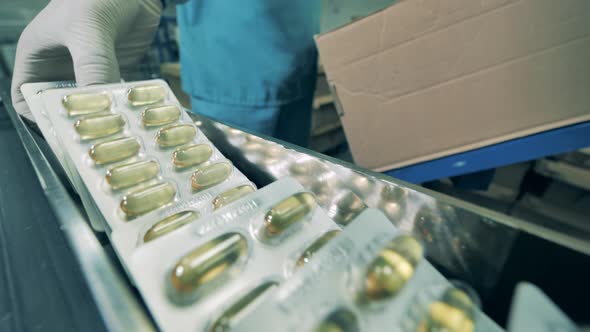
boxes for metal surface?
[5,80,588,329]
[191,114,523,296]
[0,102,108,331]
[0,82,155,332]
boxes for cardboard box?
[315,0,590,171]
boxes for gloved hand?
[11,0,162,120]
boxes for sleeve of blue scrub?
[176,0,320,147]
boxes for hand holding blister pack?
[234,209,503,332]
[127,177,341,331]
[21,80,253,237]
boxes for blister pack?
[127,177,341,331]
[21,80,253,237]
[111,178,258,266]
[22,81,112,231]
[234,208,503,332]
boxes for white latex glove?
[11,0,162,120]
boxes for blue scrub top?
[177,1,320,107]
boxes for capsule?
[172,144,213,169]
[241,141,263,153]
[328,191,366,226]
[417,288,475,332]
[170,232,247,294]
[207,281,277,332]
[120,182,176,217]
[213,185,256,210]
[74,113,125,140]
[246,134,265,143]
[296,229,341,267]
[313,309,359,332]
[156,124,197,148]
[143,210,200,243]
[290,160,329,175]
[89,137,141,165]
[127,85,166,106]
[263,145,285,158]
[380,184,407,203]
[141,104,181,127]
[363,235,423,301]
[379,201,405,221]
[350,173,374,196]
[264,192,316,236]
[105,160,159,190]
[62,92,111,116]
[191,162,232,191]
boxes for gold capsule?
[417,288,475,332]
[313,309,359,332]
[74,113,125,140]
[143,210,200,243]
[349,172,375,196]
[213,185,256,210]
[191,162,232,192]
[156,124,197,148]
[328,191,366,226]
[127,85,166,106]
[105,160,159,190]
[172,144,213,169]
[62,92,111,116]
[296,229,341,267]
[363,235,423,301]
[290,159,329,175]
[264,192,316,236]
[89,137,141,165]
[170,232,247,294]
[380,184,407,202]
[141,104,181,127]
[207,281,277,332]
[120,182,176,217]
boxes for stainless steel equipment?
[2,80,588,330]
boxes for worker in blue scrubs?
[11,0,319,147]
[177,2,319,146]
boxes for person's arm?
[11,0,162,120]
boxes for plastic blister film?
[128,177,341,331]
[234,209,503,332]
[112,175,256,265]
[22,81,110,231]
[23,80,251,234]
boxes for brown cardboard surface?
[316,0,590,171]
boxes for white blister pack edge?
[235,208,503,332]
[22,81,110,231]
[128,177,341,332]
[23,80,252,236]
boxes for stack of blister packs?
[22,80,503,332]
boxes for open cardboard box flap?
[315,0,590,172]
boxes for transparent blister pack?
[127,177,341,332]
[22,80,251,234]
[112,177,257,265]
[22,81,110,231]
[21,81,75,166]
[234,209,503,332]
